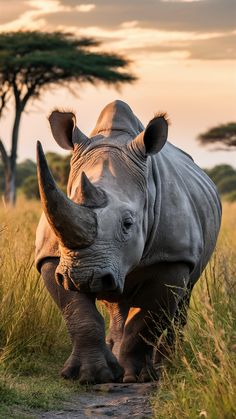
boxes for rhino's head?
[37,102,168,297]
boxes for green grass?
[0,198,236,418]
[0,356,86,418]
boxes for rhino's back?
[142,142,221,283]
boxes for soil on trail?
[38,383,156,419]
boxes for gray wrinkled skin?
[35,100,221,384]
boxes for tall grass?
[0,198,68,368]
[153,203,236,419]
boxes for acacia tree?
[0,31,135,205]
[198,123,236,150]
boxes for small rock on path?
[39,383,156,418]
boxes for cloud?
[75,4,96,12]
[0,0,72,31]
[0,0,234,61]
[161,0,204,2]
[49,0,235,61]
[0,1,29,25]
[122,32,236,60]
[0,0,233,34]
[54,0,235,33]
[188,32,236,60]
[52,21,235,61]
[0,0,96,31]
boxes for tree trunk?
[9,107,22,205]
[0,139,13,205]
[7,169,16,206]
[0,106,22,206]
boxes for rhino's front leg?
[63,292,123,384]
[41,258,80,379]
[41,258,123,383]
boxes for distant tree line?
[204,164,236,202]
[0,152,70,201]
[0,158,235,202]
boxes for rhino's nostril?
[55,272,64,287]
[55,271,78,291]
[101,273,116,290]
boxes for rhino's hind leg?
[155,285,192,364]
[104,301,129,359]
[41,258,123,383]
[119,262,190,382]
[118,307,157,383]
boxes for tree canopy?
[198,123,236,150]
[0,31,135,110]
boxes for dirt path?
[38,383,156,418]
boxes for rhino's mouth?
[55,263,123,295]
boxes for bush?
[21,175,40,200]
[205,165,236,198]
[16,159,37,188]
[217,174,236,194]
[0,153,70,199]
[225,190,236,202]
[205,164,236,184]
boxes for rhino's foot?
[61,347,123,384]
[120,353,159,383]
[79,347,123,384]
[61,354,80,380]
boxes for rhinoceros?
[35,100,221,384]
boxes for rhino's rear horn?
[78,172,108,208]
[36,141,97,249]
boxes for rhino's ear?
[49,111,89,150]
[130,113,168,157]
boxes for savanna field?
[0,198,235,419]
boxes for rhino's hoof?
[105,348,124,382]
[122,365,159,383]
[60,354,80,379]
[123,374,137,383]
[78,348,123,384]
[61,364,80,380]
[79,366,114,385]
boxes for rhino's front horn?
[36,141,97,249]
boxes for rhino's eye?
[123,218,133,230]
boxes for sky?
[0,0,235,168]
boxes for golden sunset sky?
[0,0,235,168]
